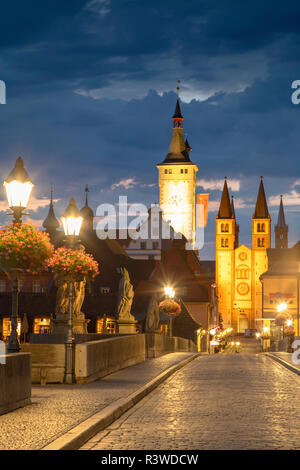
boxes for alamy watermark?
[0,80,6,104]
[95,197,206,251]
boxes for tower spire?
[275,195,288,248]
[218,177,233,218]
[253,176,270,218]
[85,184,90,206]
[42,184,60,234]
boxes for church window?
[261,223,265,232]
[164,169,168,174]
[257,223,261,232]
[221,223,229,233]
[168,169,172,174]
[257,239,261,247]
[181,169,183,173]
[185,169,188,173]
[225,239,229,247]
[236,266,249,279]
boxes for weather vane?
[177,80,180,98]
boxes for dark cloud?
[0,1,300,259]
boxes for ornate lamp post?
[164,285,175,337]
[61,198,83,384]
[3,157,33,352]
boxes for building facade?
[157,98,198,246]
[216,177,271,332]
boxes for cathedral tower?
[251,177,271,327]
[275,195,288,249]
[215,178,236,328]
[157,91,198,244]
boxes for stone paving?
[82,353,300,450]
[0,352,194,450]
[269,351,300,370]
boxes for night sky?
[1,0,300,259]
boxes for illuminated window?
[100,287,110,294]
[236,266,249,279]
[160,323,168,335]
[97,317,116,334]
[221,224,229,233]
[2,317,21,341]
[33,317,50,334]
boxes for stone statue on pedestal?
[52,278,89,334]
[145,294,161,333]
[116,267,137,334]
[117,267,135,321]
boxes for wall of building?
[0,352,32,415]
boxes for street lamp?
[164,285,175,299]
[4,157,33,352]
[61,197,83,384]
[4,157,34,224]
[164,285,175,337]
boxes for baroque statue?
[117,267,135,321]
[145,294,161,333]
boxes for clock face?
[168,194,183,206]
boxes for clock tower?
[157,94,198,244]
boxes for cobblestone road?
[82,354,300,450]
[0,352,194,450]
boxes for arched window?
[221,223,224,232]
[225,224,229,232]
[261,223,265,232]
[257,223,261,232]
[236,265,249,279]
[225,239,229,248]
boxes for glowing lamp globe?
[4,157,33,209]
[164,286,175,298]
[61,197,83,237]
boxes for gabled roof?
[217,178,233,219]
[253,177,270,218]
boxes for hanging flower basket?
[159,299,181,317]
[261,335,271,340]
[49,246,99,282]
[0,223,53,272]
[275,312,289,326]
[284,327,295,337]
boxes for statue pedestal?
[52,314,90,335]
[117,319,138,335]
